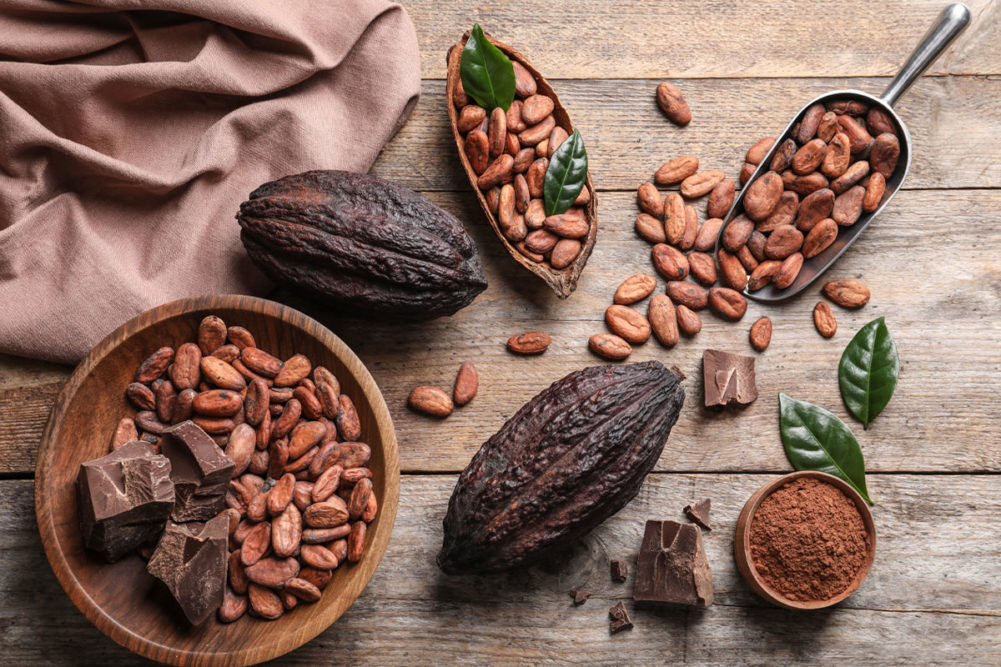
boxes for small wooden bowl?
[734,470,876,610]
[34,295,400,666]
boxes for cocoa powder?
[748,477,869,602]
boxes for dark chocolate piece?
[147,515,229,625]
[684,498,712,531]
[702,349,757,407]
[159,420,235,521]
[569,588,591,605]
[610,559,628,583]
[633,520,714,606]
[608,601,633,634]
[77,441,174,562]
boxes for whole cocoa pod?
[438,361,685,574]
[238,171,487,320]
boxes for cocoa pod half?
[438,361,685,574]
[238,171,487,321]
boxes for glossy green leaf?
[779,393,872,504]
[544,129,588,216]
[839,317,899,428]
[459,24,515,112]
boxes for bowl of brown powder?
[734,471,876,610]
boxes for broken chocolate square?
[569,588,591,605]
[610,559,628,583]
[77,440,174,562]
[684,498,712,531]
[159,421,235,522]
[146,515,229,625]
[608,601,633,634]
[703,349,757,407]
[633,520,713,606]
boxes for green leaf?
[460,24,515,112]
[779,393,873,504]
[839,317,899,428]
[544,129,589,216]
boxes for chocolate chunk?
[608,601,633,634]
[684,498,712,530]
[147,515,229,625]
[702,349,757,407]
[610,559,628,583]
[633,520,714,606]
[159,420,235,521]
[569,588,591,605]
[77,441,174,562]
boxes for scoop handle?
[882,3,971,106]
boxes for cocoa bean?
[477,154,515,190]
[830,160,870,195]
[722,214,753,252]
[527,158,547,198]
[663,193,686,245]
[614,274,657,305]
[746,137,775,165]
[718,249,747,290]
[507,332,551,355]
[547,126,569,158]
[665,281,708,309]
[773,253,804,289]
[524,228,558,254]
[764,225,805,260]
[246,557,300,589]
[758,191,799,233]
[803,218,838,258]
[488,106,507,157]
[749,317,772,352]
[305,497,350,528]
[707,179,735,218]
[823,279,871,308]
[193,388,242,417]
[588,333,632,360]
[408,386,454,418]
[226,423,256,476]
[465,130,489,174]
[458,105,486,132]
[284,577,322,603]
[688,252,718,286]
[605,305,651,344]
[870,133,900,178]
[814,302,838,338]
[796,188,836,232]
[647,295,679,348]
[513,147,535,174]
[136,347,173,384]
[518,115,556,146]
[747,259,782,291]
[795,103,825,144]
[740,162,756,185]
[680,205,699,251]
[110,417,138,451]
[550,239,582,269]
[268,438,290,480]
[817,111,839,142]
[211,344,240,364]
[335,394,362,442]
[513,174,530,214]
[680,170,725,199]
[654,155,699,185]
[170,342,202,390]
[837,114,873,154]
[769,139,797,172]
[218,586,247,623]
[651,243,689,280]
[747,230,767,262]
[867,108,897,137]
[512,61,536,98]
[348,478,373,521]
[521,94,554,125]
[738,245,759,272]
[525,198,546,229]
[675,305,702,336]
[791,138,828,175]
[708,287,747,321]
[637,183,664,218]
[656,81,691,125]
[821,131,852,179]
[743,171,783,221]
[126,382,156,411]
[241,523,271,566]
[832,185,865,226]
[272,398,301,439]
[311,465,343,503]
[303,524,351,544]
[271,503,302,558]
[863,172,886,211]
[543,211,589,239]
[200,356,246,391]
[694,217,724,252]
[453,362,478,406]
[135,411,168,435]
[782,170,829,196]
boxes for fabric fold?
[0,0,421,362]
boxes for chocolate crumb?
[608,601,633,634]
[684,498,712,530]
[569,588,591,605]
[610,559,628,583]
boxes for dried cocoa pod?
[647,295,679,348]
[438,362,685,573]
[656,81,691,126]
[238,170,487,321]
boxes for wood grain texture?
[33,296,400,666]
[5,475,1000,664]
[3,189,1000,476]
[406,0,1000,79]
[371,76,1001,191]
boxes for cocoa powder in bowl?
[748,477,870,602]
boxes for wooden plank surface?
[3,188,999,475]
[3,475,999,664]
[371,76,1001,191]
[405,0,1000,79]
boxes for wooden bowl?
[733,471,876,610]
[34,295,400,665]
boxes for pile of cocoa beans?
[732,99,900,292]
[453,61,592,270]
[118,316,377,622]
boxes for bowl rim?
[733,470,877,610]
[33,295,400,665]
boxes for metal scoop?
[718,3,971,302]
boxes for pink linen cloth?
[0,0,421,363]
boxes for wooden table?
[3,1,1000,663]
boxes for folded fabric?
[0,0,421,363]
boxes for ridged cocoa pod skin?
[438,361,685,574]
[238,171,487,320]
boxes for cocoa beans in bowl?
[34,295,399,665]
[447,29,597,299]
